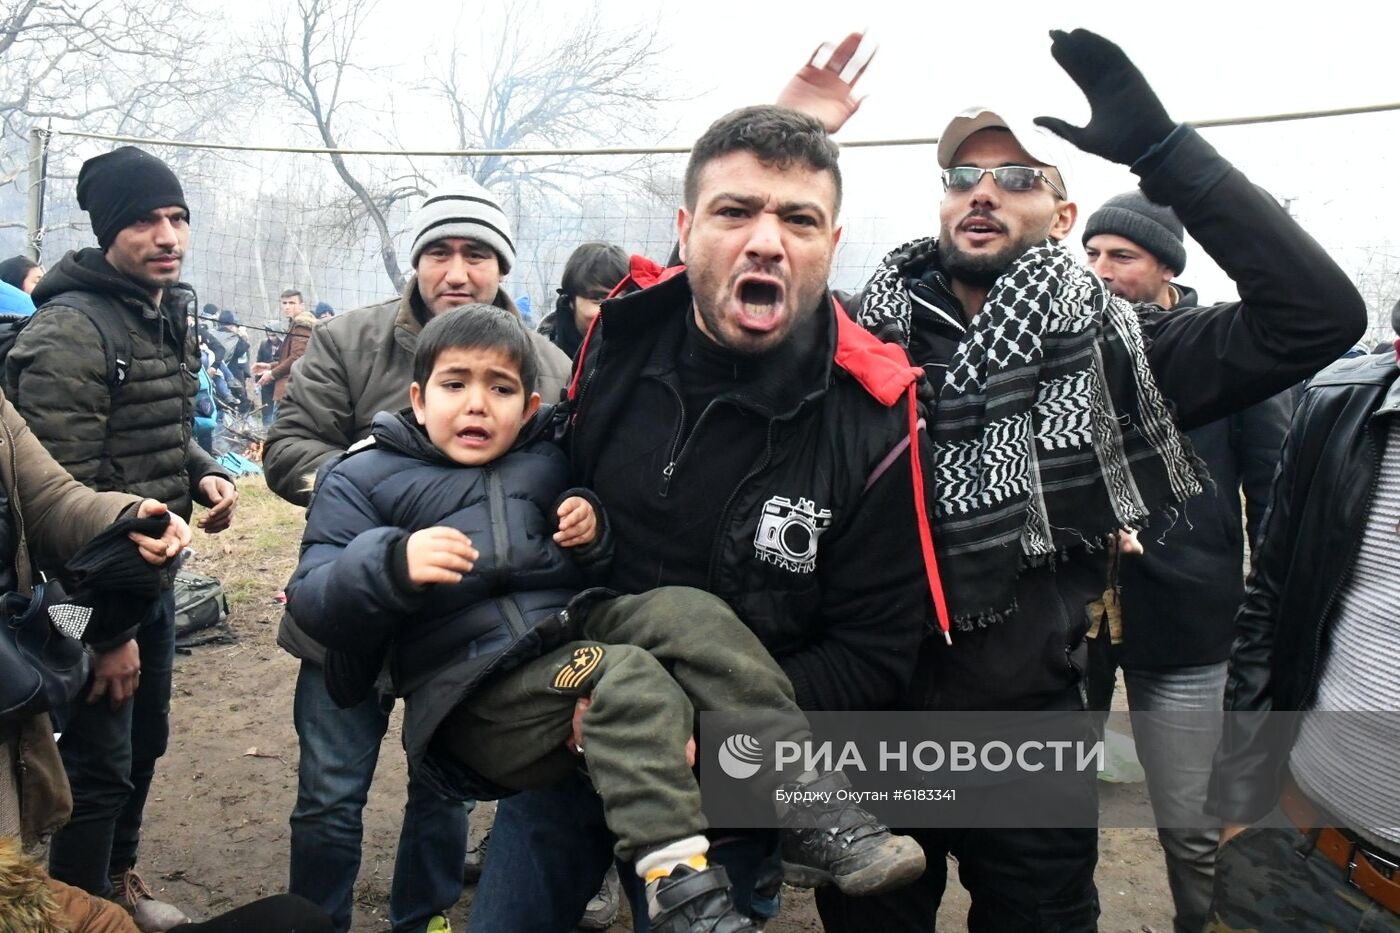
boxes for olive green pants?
[439,586,802,859]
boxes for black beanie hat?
[76,147,189,250]
[1083,190,1186,275]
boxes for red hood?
[611,254,686,297]
[832,298,922,407]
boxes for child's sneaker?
[425,915,452,933]
[647,864,760,933]
[777,771,926,896]
[109,868,190,932]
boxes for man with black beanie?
[5,145,238,932]
[1079,190,1294,933]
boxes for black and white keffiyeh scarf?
[858,237,1205,630]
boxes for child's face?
[410,347,541,467]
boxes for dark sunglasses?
[941,165,1066,200]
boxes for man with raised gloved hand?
[801,27,1368,932]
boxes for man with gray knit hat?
[263,175,569,933]
[1080,190,1294,933]
[6,145,237,932]
[1083,189,1188,307]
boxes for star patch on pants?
[553,645,604,691]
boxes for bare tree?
[246,0,412,291]
[0,0,241,251]
[246,0,671,294]
[1346,244,1400,349]
[428,2,668,194]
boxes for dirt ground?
[135,476,1175,931]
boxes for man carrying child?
[286,302,930,931]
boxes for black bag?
[0,580,91,720]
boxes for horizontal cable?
[37,101,1400,156]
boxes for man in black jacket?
[469,105,941,931]
[1080,192,1293,933]
[1206,316,1400,929]
[5,146,238,932]
[819,28,1366,933]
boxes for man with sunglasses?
[813,27,1368,932]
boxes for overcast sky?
[645,0,1399,315]
[162,0,1400,329]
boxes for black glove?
[1033,29,1175,167]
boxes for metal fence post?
[25,127,50,262]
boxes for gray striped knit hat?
[408,177,516,273]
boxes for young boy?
[286,306,924,931]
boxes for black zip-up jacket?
[1207,352,1400,824]
[6,248,228,522]
[847,125,1366,711]
[563,272,936,711]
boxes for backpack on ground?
[173,572,229,640]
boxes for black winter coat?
[1116,287,1294,669]
[285,409,607,769]
[563,272,936,712]
[847,125,1366,711]
[1208,352,1400,824]
[6,248,227,521]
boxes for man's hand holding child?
[553,496,597,548]
[406,526,479,586]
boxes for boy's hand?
[554,496,597,548]
[407,526,479,585]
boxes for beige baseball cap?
[936,106,1075,197]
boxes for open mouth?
[458,427,490,444]
[735,277,784,320]
[960,216,1005,237]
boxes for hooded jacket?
[285,409,608,770]
[266,278,574,664]
[4,248,228,522]
[265,277,572,510]
[846,125,1366,711]
[562,271,939,711]
[0,837,137,932]
[536,302,586,359]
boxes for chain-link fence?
[12,111,1400,347]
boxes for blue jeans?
[289,662,470,933]
[468,770,778,932]
[49,590,176,896]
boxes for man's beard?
[937,224,1050,290]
